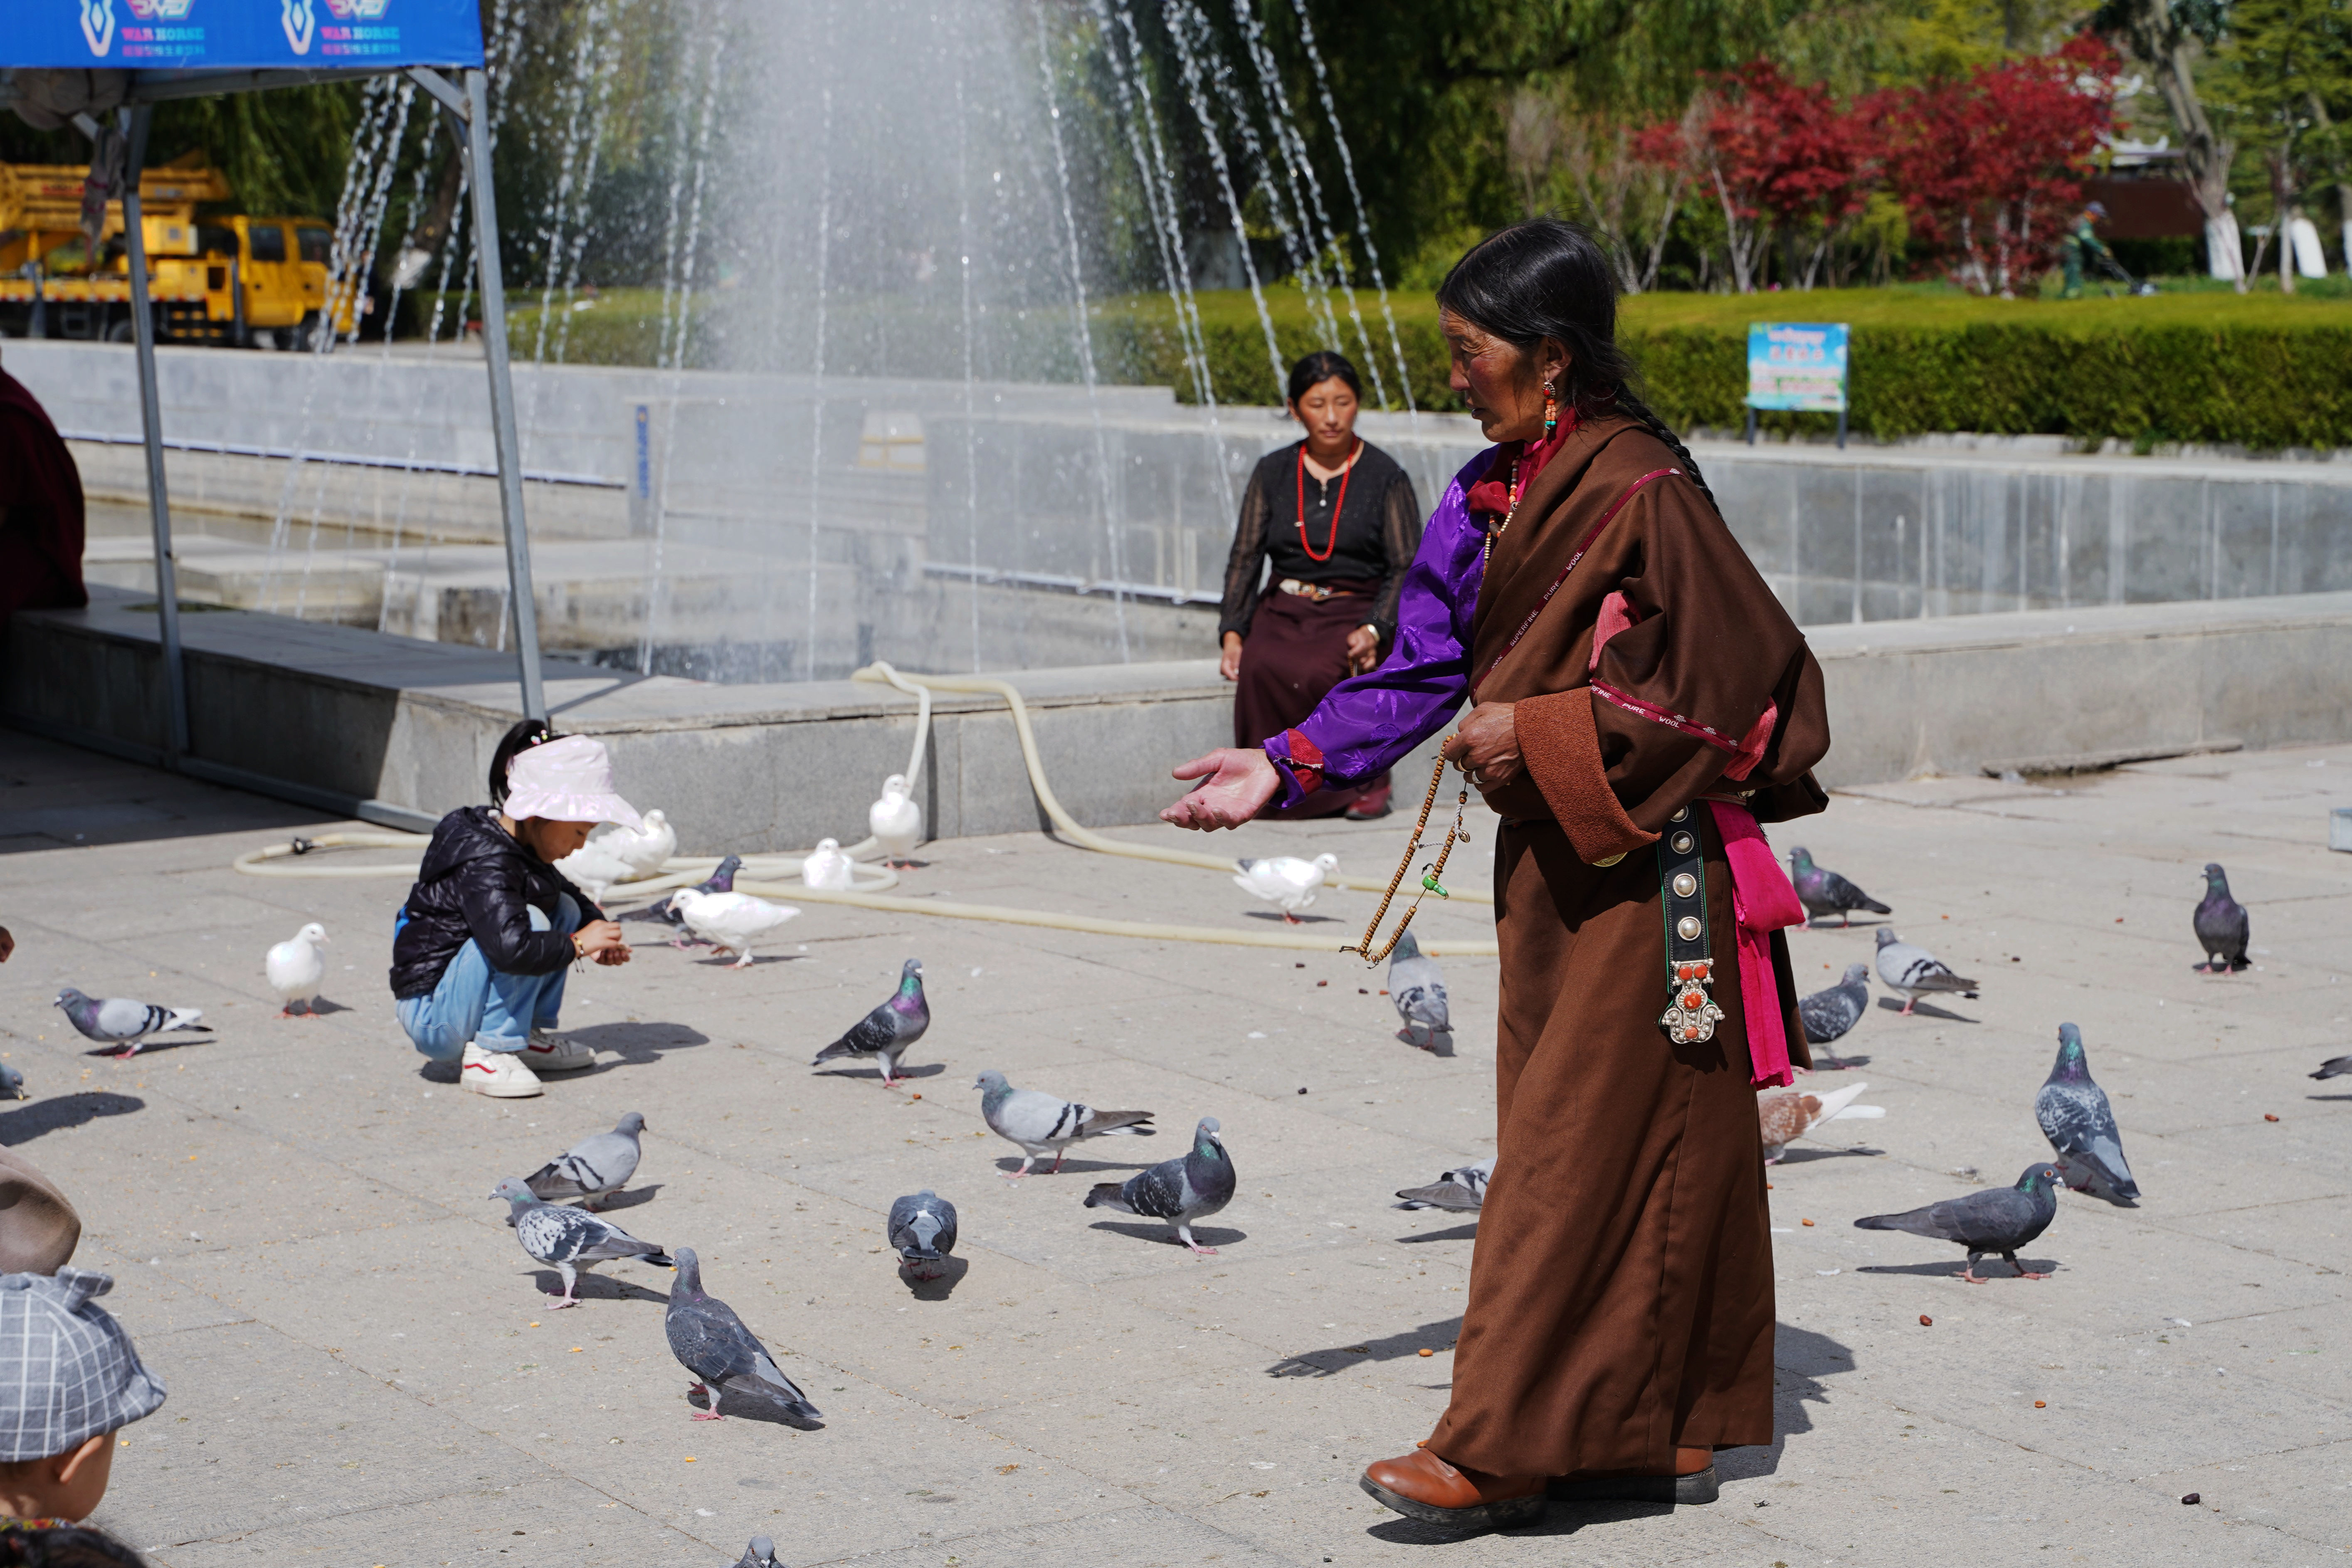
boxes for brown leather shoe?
[1360,1447,1547,1532]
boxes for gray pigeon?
[664,1247,821,1426]
[1872,928,1979,1015]
[2312,1056,2352,1081]
[975,1069,1155,1179]
[2037,1023,2139,1206]
[0,1063,24,1100]
[733,1538,781,1568]
[649,854,743,938]
[1396,1156,1493,1211]
[489,1176,673,1307]
[523,1112,645,1210]
[812,958,928,1087]
[1386,929,1450,1048]
[1787,847,1892,926]
[1799,963,1871,1067]
[53,988,209,1057]
[887,1190,958,1282]
[2194,863,2250,972]
[1083,1116,1235,1255]
[1854,1163,2063,1282]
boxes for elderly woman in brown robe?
[1162,218,1831,1532]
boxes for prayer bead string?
[1346,745,1473,966]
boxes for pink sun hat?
[501,735,643,829]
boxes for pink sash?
[1706,800,1804,1088]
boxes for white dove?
[264,922,328,1017]
[553,833,636,904]
[668,887,800,969]
[1233,854,1338,923]
[600,809,677,881]
[802,837,855,891]
[871,774,922,867]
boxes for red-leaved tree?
[1688,63,1876,293]
[1877,36,2119,296]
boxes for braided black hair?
[1434,218,1718,514]
[487,718,564,810]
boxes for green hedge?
[478,282,2352,452]
[1107,298,2352,452]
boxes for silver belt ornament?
[1656,804,1723,1044]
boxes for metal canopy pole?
[119,104,190,759]
[413,64,545,724]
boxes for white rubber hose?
[847,662,1493,907]
[226,669,1498,956]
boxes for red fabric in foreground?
[0,367,87,627]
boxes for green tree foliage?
[0,83,363,217]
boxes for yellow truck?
[0,153,362,348]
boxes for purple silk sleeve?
[1262,452,1491,807]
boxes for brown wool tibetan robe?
[1427,413,1831,1477]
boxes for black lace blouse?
[1217,439,1422,640]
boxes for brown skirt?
[1427,811,1779,1477]
[1233,587,1388,820]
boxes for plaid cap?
[0,1269,166,1462]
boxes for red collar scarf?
[1464,406,1580,522]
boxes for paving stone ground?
[1,728,2347,1565]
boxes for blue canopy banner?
[4,0,484,70]
[1745,321,1850,413]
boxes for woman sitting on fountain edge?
[1216,350,1422,820]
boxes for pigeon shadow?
[0,1092,145,1145]
[1804,916,1889,931]
[1268,1316,1462,1377]
[520,1269,670,1306]
[684,1384,827,1428]
[584,1183,664,1215]
[1243,910,1343,925]
[1086,1220,1247,1251]
[1803,1052,1873,1071]
[1395,1027,1456,1058]
[559,1021,711,1068]
[2306,1093,2352,1102]
[1856,1257,2060,1279]
[901,1255,971,1300]
[691,953,797,968]
[1874,997,1976,1024]
[274,998,355,1019]
[82,1034,208,1059]
[993,1153,1157,1178]
[812,1061,948,1085]
[1395,1221,1480,1244]
[1770,1145,1884,1166]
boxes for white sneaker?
[523,1030,597,1073]
[461,1041,544,1098]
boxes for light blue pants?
[396,894,579,1061]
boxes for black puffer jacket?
[388,806,605,1000]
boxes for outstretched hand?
[1160,747,1282,831]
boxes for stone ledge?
[11,585,2352,845]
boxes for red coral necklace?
[1295,437,1361,563]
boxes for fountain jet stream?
[1287,0,1416,416]
[1031,0,1129,660]
[1161,0,1285,402]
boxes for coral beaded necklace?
[1294,437,1362,563]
